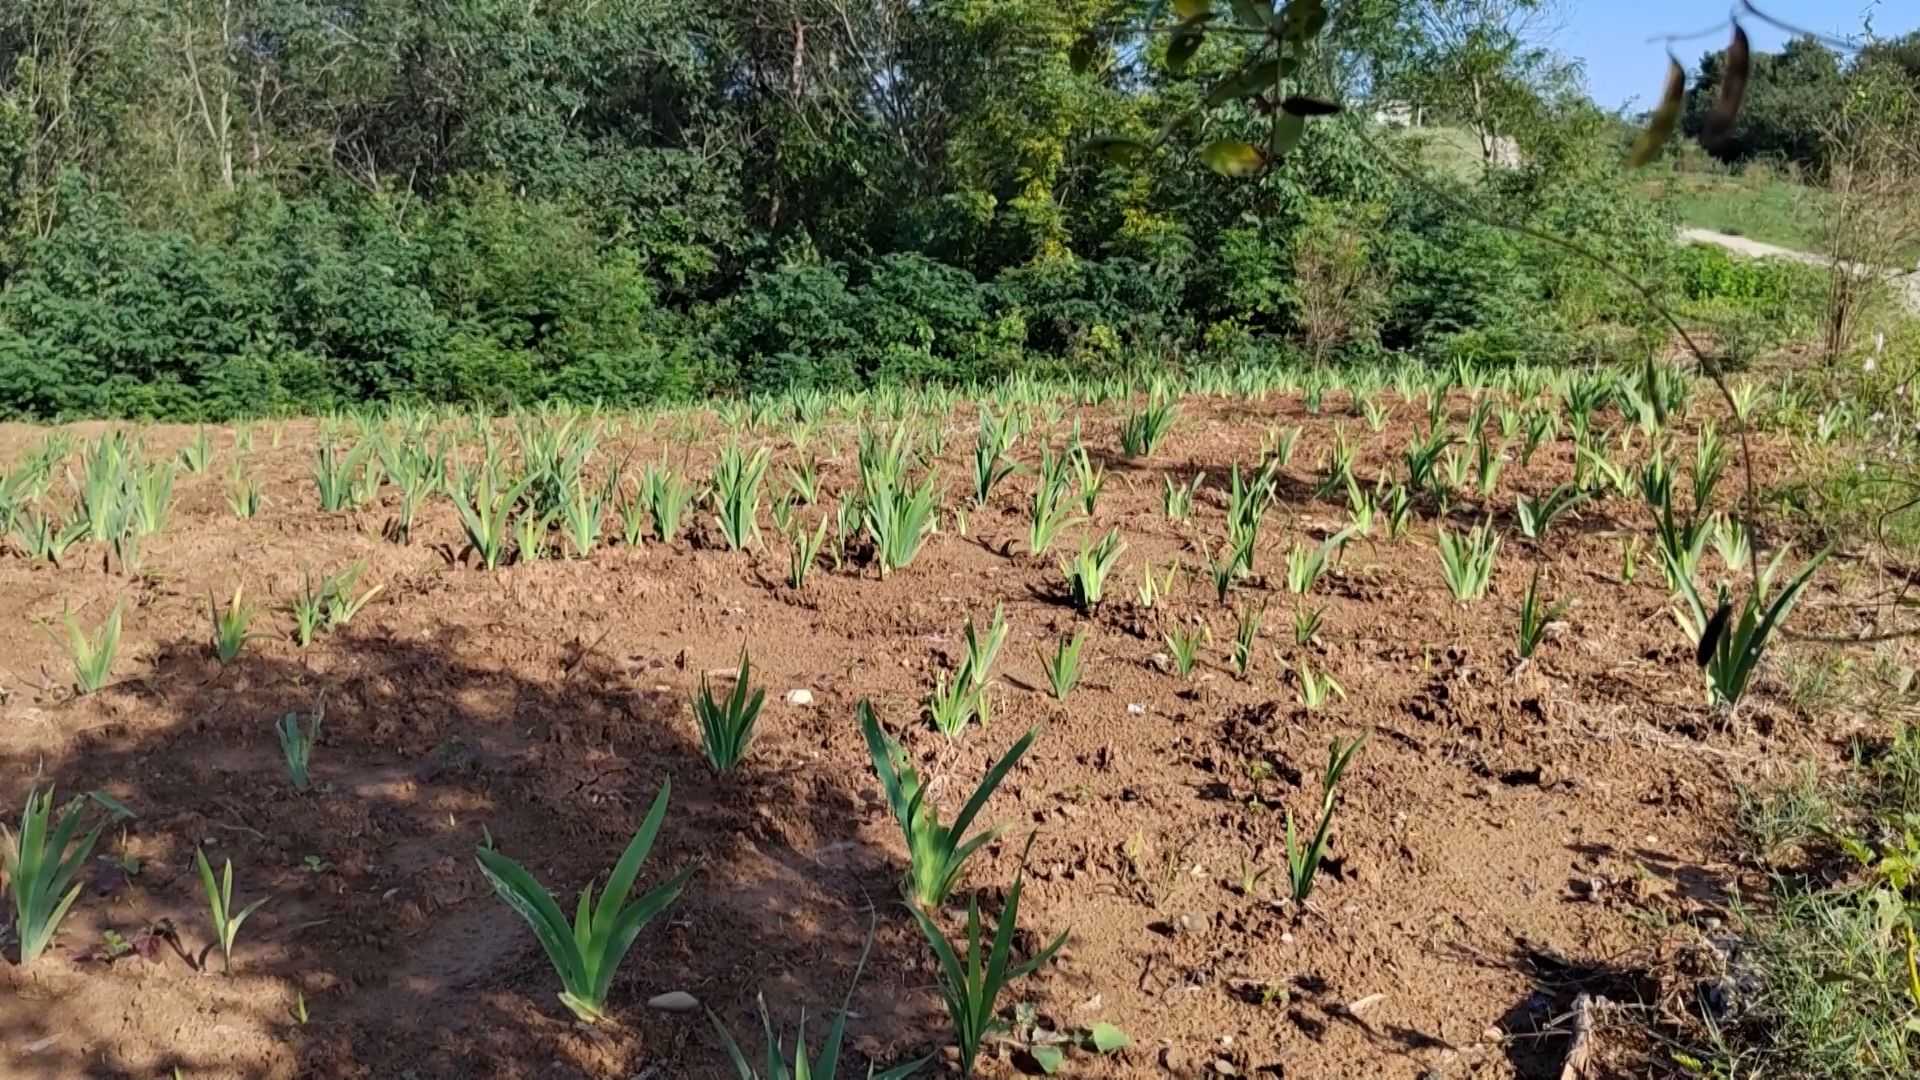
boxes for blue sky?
[1560,0,1920,109]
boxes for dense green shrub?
[0,133,1725,420]
[993,257,1186,358]
[1673,242,1820,306]
[0,177,707,418]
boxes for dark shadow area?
[1492,940,1663,1080]
[0,625,934,1080]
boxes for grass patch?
[1647,170,1833,252]
[1694,695,1920,1080]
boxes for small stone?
[1127,703,1147,716]
[785,689,816,707]
[648,991,700,1013]
[1211,1059,1239,1076]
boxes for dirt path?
[1680,226,1920,311]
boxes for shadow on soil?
[0,625,936,1079]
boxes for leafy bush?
[992,256,1186,360]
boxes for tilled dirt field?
[0,389,1858,1079]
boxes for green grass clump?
[860,702,1036,907]
[45,600,124,694]
[1,788,105,964]
[714,443,771,552]
[193,849,270,975]
[454,466,531,571]
[909,861,1066,1079]
[693,649,768,773]
[1042,628,1087,700]
[1118,390,1178,458]
[210,587,268,664]
[277,709,322,792]
[1059,529,1125,614]
[1515,569,1569,662]
[1437,522,1500,602]
[476,783,695,1023]
[1672,547,1830,713]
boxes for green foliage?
[1043,629,1088,700]
[284,563,381,647]
[1294,658,1345,710]
[455,466,531,571]
[226,465,264,520]
[193,848,270,975]
[11,505,88,564]
[209,587,266,664]
[1027,447,1080,557]
[178,429,212,474]
[1059,529,1125,614]
[1,788,105,964]
[276,710,321,793]
[785,517,831,590]
[1283,735,1365,905]
[713,444,771,552]
[1118,390,1178,458]
[927,608,1008,737]
[1165,624,1205,679]
[313,442,372,512]
[909,865,1067,1079]
[1681,35,1847,171]
[1068,438,1105,517]
[859,432,940,577]
[1643,451,1714,589]
[1516,569,1570,661]
[44,600,123,694]
[475,783,695,1023]
[859,702,1036,908]
[972,408,1020,507]
[1437,522,1501,602]
[642,461,695,543]
[1285,526,1355,595]
[0,0,1707,424]
[1672,547,1831,712]
[1231,601,1264,679]
[1163,471,1203,522]
[693,650,768,773]
[560,478,611,559]
[1515,484,1584,541]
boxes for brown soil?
[0,390,1859,1079]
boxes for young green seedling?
[475,783,695,1022]
[859,702,1036,907]
[277,709,322,792]
[1284,734,1366,905]
[210,587,268,664]
[2,788,105,964]
[909,860,1067,1079]
[193,848,270,975]
[1042,628,1088,700]
[693,649,768,773]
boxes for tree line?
[1683,29,1920,172]
[0,0,1688,419]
